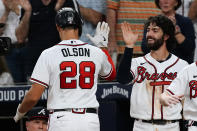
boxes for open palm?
[121,22,138,48]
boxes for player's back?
[32,40,111,109]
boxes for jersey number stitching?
[60,61,95,89]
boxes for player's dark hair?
[144,15,177,52]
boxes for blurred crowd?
[0,0,196,86]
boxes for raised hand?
[86,21,110,47]
[121,22,138,48]
[18,0,32,12]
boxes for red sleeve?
[101,49,116,81]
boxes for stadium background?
[0,83,134,131]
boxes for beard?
[146,36,164,51]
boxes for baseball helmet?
[155,0,182,10]
[55,7,83,36]
[0,37,11,56]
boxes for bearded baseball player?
[13,7,116,131]
[160,62,197,131]
[117,15,188,131]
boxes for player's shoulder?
[85,44,102,50]
[85,44,106,54]
[132,55,146,64]
[37,45,59,60]
[182,61,197,71]
[171,54,188,66]
[42,45,57,54]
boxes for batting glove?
[86,21,110,47]
[13,104,26,123]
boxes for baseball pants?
[188,120,197,131]
[48,111,100,131]
[188,126,197,131]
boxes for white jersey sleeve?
[30,51,50,88]
[166,66,189,95]
[166,62,197,121]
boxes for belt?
[136,119,179,125]
[50,108,97,114]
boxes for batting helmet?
[155,0,182,10]
[0,37,11,56]
[55,7,83,36]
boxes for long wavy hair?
[144,15,177,52]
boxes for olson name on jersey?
[61,48,90,57]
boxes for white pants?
[188,126,197,131]
[188,120,197,131]
[133,119,180,131]
[48,111,100,131]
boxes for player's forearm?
[18,91,39,113]
[117,47,134,84]
[18,83,45,113]
[79,5,103,25]
[15,11,31,44]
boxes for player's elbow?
[104,70,116,81]
[110,70,117,81]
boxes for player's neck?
[59,29,79,40]
[150,45,170,62]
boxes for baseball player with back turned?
[13,7,116,131]
[117,15,188,131]
[160,61,197,131]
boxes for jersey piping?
[57,43,88,46]
[30,78,49,88]
[143,55,180,120]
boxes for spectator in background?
[77,0,106,45]
[141,0,196,64]
[15,0,76,83]
[106,0,160,67]
[0,0,19,84]
[25,107,49,131]
[176,0,193,17]
[0,56,14,85]
[188,0,197,61]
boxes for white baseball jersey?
[166,62,197,121]
[30,40,115,110]
[130,53,188,120]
